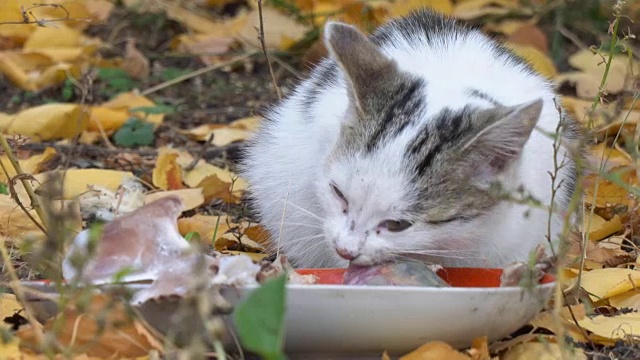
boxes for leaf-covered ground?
[0,0,639,359]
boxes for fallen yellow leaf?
[588,143,633,172]
[578,312,640,343]
[556,49,639,99]
[583,169,637,208]
[581,213,623,242]
[88,106,130,132]
[145,188,204,211]
[16,293,163,357]
[0,147,56,183]
[184,116,259,145]
[23,23,81,49]
[501,342,585,360]
[609,290,640,311]
[506,43,557,80]
[177,213,232,245]
[400,341,470,360]
[34,169,134,199]
[152,150,183,190]
[0,103,89,140]
[238,7,310,50]
[101,91,165,125]
[453,0,520,20]
[0,293,21,320]
[578,268,640,301]
[386,0,453,17]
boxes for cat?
[241,9,580,269]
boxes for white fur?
[242,22,574,268]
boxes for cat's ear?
[324,22,400,116]
[461,99,543,183]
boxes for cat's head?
[316,22,543,265]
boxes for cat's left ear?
[324,22,402,116]
[461,99,543,183]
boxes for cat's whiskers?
[390,249,478,259]
[278,222,324,229]
[277,200,323,221]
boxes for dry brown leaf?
[197,174,243,203]
[121,38,149,80]
[84,0,115,22]
[400,341,470,360]
[507,24,548,53]
[16,294,163,357]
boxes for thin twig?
[0,134,48,230]
[256,0,283,99]
[141,51,258,96]
[185,133,214,172]
[0,4,89,26]
[0,240,45,345]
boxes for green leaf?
[160,67,192,82]
[184,231,201,242]
[98,68,136,93]
[112,118,155,148]
[234,275,287,360]
[130,105,176,115]
[61,79,74,101]
[0,183,8,195]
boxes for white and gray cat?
[242,9,579,269]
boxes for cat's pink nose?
[336,246,358,260]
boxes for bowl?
[20,267,554,359]
[238,267,555,358]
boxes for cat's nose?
[336,246,359,261]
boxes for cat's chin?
[347,255,388,267]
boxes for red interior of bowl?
[296,267,555,287]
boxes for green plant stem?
[588,16,620,128]
[0,133,48,230]
[213,339,227,360]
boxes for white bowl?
[21,269,554,359]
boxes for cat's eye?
[426,215,467,225]
[379,219,412,232]
[330,183,348,212]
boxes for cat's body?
[242,10,579,268]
